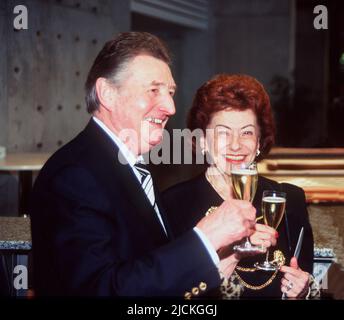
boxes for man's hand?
[196,199,256,251]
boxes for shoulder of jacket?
[162,173,204,198]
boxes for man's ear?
[95,78,117,111]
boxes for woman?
[162,74,320,299]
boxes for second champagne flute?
[254,190,286,271]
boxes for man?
[30,32,256,296]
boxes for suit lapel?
[81,119,169,243]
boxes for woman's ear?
[255,140,261,158]
[95,78,117,111]
[200,136,207,154]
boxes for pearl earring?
[256,149,261,157]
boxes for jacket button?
[199,282,207,291]
[192,287,199,296]
[184,291,192,300]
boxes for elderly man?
[29,32,256,296]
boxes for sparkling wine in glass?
[255,190,286,271]
[231,162,263,253]
[231,166,258,202]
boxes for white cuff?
[193,227,220,266]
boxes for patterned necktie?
[134,163,154,204]
[134,162,167,235]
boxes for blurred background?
[0,0,344,298]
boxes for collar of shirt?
[92,116,144,167]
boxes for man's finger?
[235,200,256,220]
[244,220,256,235]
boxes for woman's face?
[201,108,260,175]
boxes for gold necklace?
[203,171,286,292]
[205,205,285,291]
[234,269,278,290]
[234,250,286,290]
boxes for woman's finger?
[282,272,309,297]
[250,232,277,247]
[281,277,303,297]
[254,223,277,235]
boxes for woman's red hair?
[187,74,275,159]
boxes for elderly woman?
[162,74,320,299]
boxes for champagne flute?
[231,162,263,253]
[255,190,286,271]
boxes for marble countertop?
[0,217,31,250]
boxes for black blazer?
[29,119,221,296]
[162,173,314,298]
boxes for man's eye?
[150,88,159,94]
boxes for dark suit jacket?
[162,173,314,298]
[29,119,221,296]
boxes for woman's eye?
[242,130,254,136]
[169,90,175,97]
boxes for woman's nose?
[229,134,240,151]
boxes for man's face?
[111,55,176,155]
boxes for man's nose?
[161,94,176,116]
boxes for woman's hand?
[250,223,278,250]
[216,223,277,262]
[280,257,310,298]
[218,253,239,279]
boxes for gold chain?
[234,269,278,290]
[204,205,284,291]
[234,250,286,290]
[235,266,256,272]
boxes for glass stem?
[265,249,269,263]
